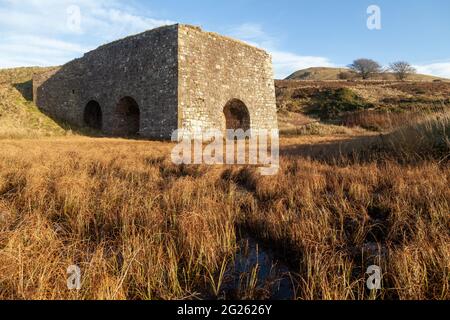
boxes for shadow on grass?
[280,134,386,164]
[13,80,33,101]
[58,121,151,141]
[11,83,153,141]
[58,121,169,141]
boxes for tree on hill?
[348,59,382,80]
[389,61,417,81]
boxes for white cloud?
[270,51,334,79]
[414,62,450,79]
[228,23,335,79]
[0,35,91,68]
[2,35,88,54]
[230,23,268,42]
[0,0,174,67]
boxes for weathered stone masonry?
[33,24,278,139]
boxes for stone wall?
[34,25,179,139]
[178,25,278,134]
[34,24,278,140]
[33,67,61,107]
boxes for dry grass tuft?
[0,134,448,300]
[0,67,448,300]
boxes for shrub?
[378,112,450,161]
[307,88,374,120]
[338,71,355,80]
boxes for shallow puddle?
[219,236,296,300]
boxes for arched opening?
[115,96,140,136]
[224,99,251,131]
[84,100,102,130]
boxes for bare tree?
[389,61,417,81]
[348,59,382,80]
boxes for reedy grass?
[0,135,448,300]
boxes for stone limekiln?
[33,24,278,139]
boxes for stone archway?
[223,99,250,131]
[114,96,140,136]
[84,100,102,130]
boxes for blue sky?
[1,0,449,78]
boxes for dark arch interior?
[115,96,140,136]
[84,100,102,130]
[224,99,250,131]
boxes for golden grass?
[0,67,66,139]
[377,112,450,162]
[0,66,448,300]
[0,132,448,300]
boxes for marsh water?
[218,236,296,300]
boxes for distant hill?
[286,67,447,81]
[276,78,450,131]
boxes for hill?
[276,79,450,131]
[0,67,66,138]
[286,67,447,81]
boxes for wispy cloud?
[2,2,449,80]
[414,61,450,79]
[229,23,269,44]
[0,34,91,68]
[228,23,335,79]
[270,51,334,79]
[0,0,173,67]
